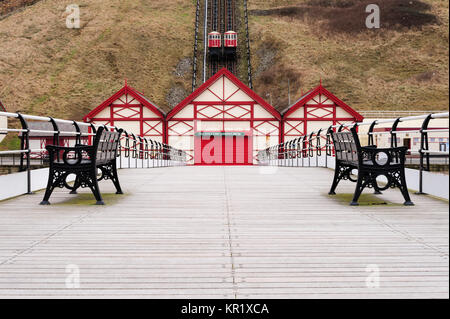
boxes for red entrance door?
[197,135,252,165]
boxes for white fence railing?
[0,111,188,195]
[258,112,449,198]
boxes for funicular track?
[196,0,251,86]
[243,0,253,89]
[224,0,236,76]
[205,0,237,79]
[192,0,201,91]
[208,0,221,78]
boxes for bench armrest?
[46,145,94,165]
[360,146,408,166]
[361,146,408,153]
[46,145,94,152]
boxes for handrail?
[258,112,449,193]
[0,111,188,193]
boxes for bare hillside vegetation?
[0,0,448,118]
[249,0,449,111]
[0,0,195,118]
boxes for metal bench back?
[331,128,361,164]
[93,127,123,165]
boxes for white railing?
[359,110,444,118]
[0,111,188,194]
[258,112,449,195]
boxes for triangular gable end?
[167,68,281,120]
[283,84,363,122]
[83,84,165,122]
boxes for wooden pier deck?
[0,166,448,298]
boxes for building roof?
[19,122,89,137]
[83,82,165,122]
[280,89,315,115]
[282,83,364,122]
[167,68,281,121]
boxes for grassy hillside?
[0,0,195,119]
[0,0,448,120]
[248,0,449,111]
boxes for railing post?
[316,129,322,167]
[149,140,155,168]
[115,127,122,169]
[296,138,301,167]
[390,118,401,148]
[308,132,314,167]
[157,142,162,167]
[416,114,433,195]
[144,138,149,168]
[17,113,32,194]
[325,126,333,168]
[72,121,81,145]
[368,120,377,146]
[130,134,137,168]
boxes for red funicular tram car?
[208,31,222,57]
[208,31,221,48]
[224,31,237,48]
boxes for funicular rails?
[243,0,253,88]
[207,0,221,78]
[224,0,236,75]
[192,0,201,91]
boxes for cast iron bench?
[40,126,123,205]
[328,126,414,206]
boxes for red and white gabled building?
[281,83,364,142]
[167,68,282,165]
[83,81,166,143]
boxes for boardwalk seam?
[223,167,237,298]
[363,213,449,258]
[0,208,99,266]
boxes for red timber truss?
[282,83,364,142]
[167,68,282,165]
[83,81,166,143]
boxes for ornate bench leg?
[88,169,104,205]
[350,173,367,206]
[328,163,341,195]
[398,169,414,206]
[99,163,123,195]
[70,175,81,194]
[373,181,383,195]
[40,169,65,205]
[40,168,55,205]
[111,162,123,194]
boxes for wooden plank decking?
[0,166,448,298]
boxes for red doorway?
[195,132,253,165]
